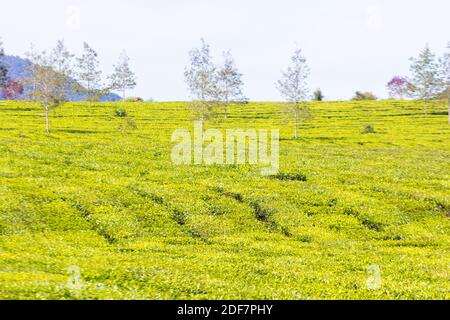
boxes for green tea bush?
[250,201,275,222]
[271,172,307,181]
[124,97,144,102]
[114,109,128,117]
[361,124,376,134]
[117,117,138,133]
[172,209,187,226]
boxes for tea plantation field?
[0,100,449,299]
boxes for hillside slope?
[0,100,449,299]
[0,55,121,102]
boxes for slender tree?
[216,50,245,119]
[410,45,442,113]
[109,51,136,101]
[25,41,74,133]
[276,48,310,139]
[440,42,450,124]
[77,42,102,106]
[184,39,219,125]
[51,40,74,74]
[0,37,8,88]
[50,40,75,104]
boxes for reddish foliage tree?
[387,76,414,99]
[1,80,23,100]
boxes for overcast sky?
[0,0,449,101]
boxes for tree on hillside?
[0,37,8,88]
[1,80,23,100]
[352,91,377,101]
[109,51,136,101]
[216,50,246,119]
[25,41,74,133]
[50,40,77,99]
[313,89,324,101]
[51,40,74,75]
[410,45,442,114]
[276,48,310,139]
[184,39,219,126]
[386,76,414,99]
[439,42,450,124]
[77,42,102,106]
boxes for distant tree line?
[0,38,137,133]
[0,37,449,134]
[184,40,311,139]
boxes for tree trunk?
[294,106,299,140]
[88,81,91,108]
[123,88,126,102]
[447,87,450,124]
[224,95,229,119]
[45,107,49,133]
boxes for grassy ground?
[0,100,449,299]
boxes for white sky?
[1,0,449,101]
